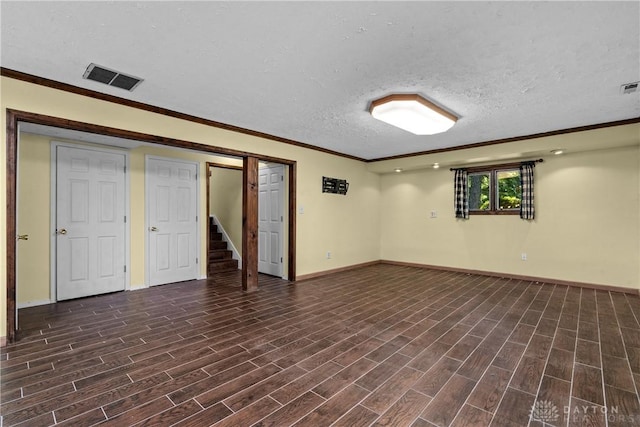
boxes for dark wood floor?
[2,265,640,427]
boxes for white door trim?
[145,155,200,287]
[50,141,131,302]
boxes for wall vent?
[83,63,143,91]
[620,81,639,95]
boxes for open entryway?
[207,162,242,275]
[6,111,297,343]
[54,144,127,300]
[146,156,199,286]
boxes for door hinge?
[281,175,284,181]
[124,265,127,273]
[124,216,127,223]
[196,258,198,264]
[124,165,127,173]
[281,216,283,222]
[280,257,283,263]
[196,215,198,222]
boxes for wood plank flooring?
[2,264,640,426]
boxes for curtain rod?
[449,158,543,171]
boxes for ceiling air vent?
[83,63,143,91]
[620,81,639,95]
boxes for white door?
[56,146,126,300]
[147,157,199,286]
[258,164,283,277]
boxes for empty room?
[1,2,639,426]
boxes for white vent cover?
[620,81,639,95]
[83,63,143,91]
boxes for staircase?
[208,218,239,274]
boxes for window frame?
[467,163,522,215]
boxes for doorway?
[146,156,199,286]
[258,163,285,278]
[206,162,243,275]
[53,144,128,300]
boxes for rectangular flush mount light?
[370,94,457,135]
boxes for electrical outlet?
[430,210,437,218]
[521,253,527,261]
[299,206,304,214]
[326,251,331,259]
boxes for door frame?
[49,141,131,302]
[145,155,200,286]
[258,162,285,278]
[6,109,297,343]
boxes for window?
[468,167,521,214]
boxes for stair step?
[208,259,239,273]
[209,249,233,260]
[208,219,236,274]
[210,240,228,250]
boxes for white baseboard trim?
[210,215,242,268]
[17,299,53,309]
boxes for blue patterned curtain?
[520,162,535,220]
[454,169,469,219]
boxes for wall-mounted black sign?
[322,176,349,195]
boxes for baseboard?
[17,299,53,309]
[381,260,639,295]
[296,260,382,281]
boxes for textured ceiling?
[1,1,639,160]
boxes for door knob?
[149,226,158,232]
[17,234,29,241]
[57,229,67,235]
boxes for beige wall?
[1,76,382,338]
[16,134,52,306]
[379,144,640,289]
[209,167,243,253]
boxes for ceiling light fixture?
[394,168,403,173]
[433,163,440,169]
[551,149,564,155]
[370,94,457,135]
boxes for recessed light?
[551,149,564,155]
[433,163,440,169]
[394,168,403,173]
[370,94,458,135]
